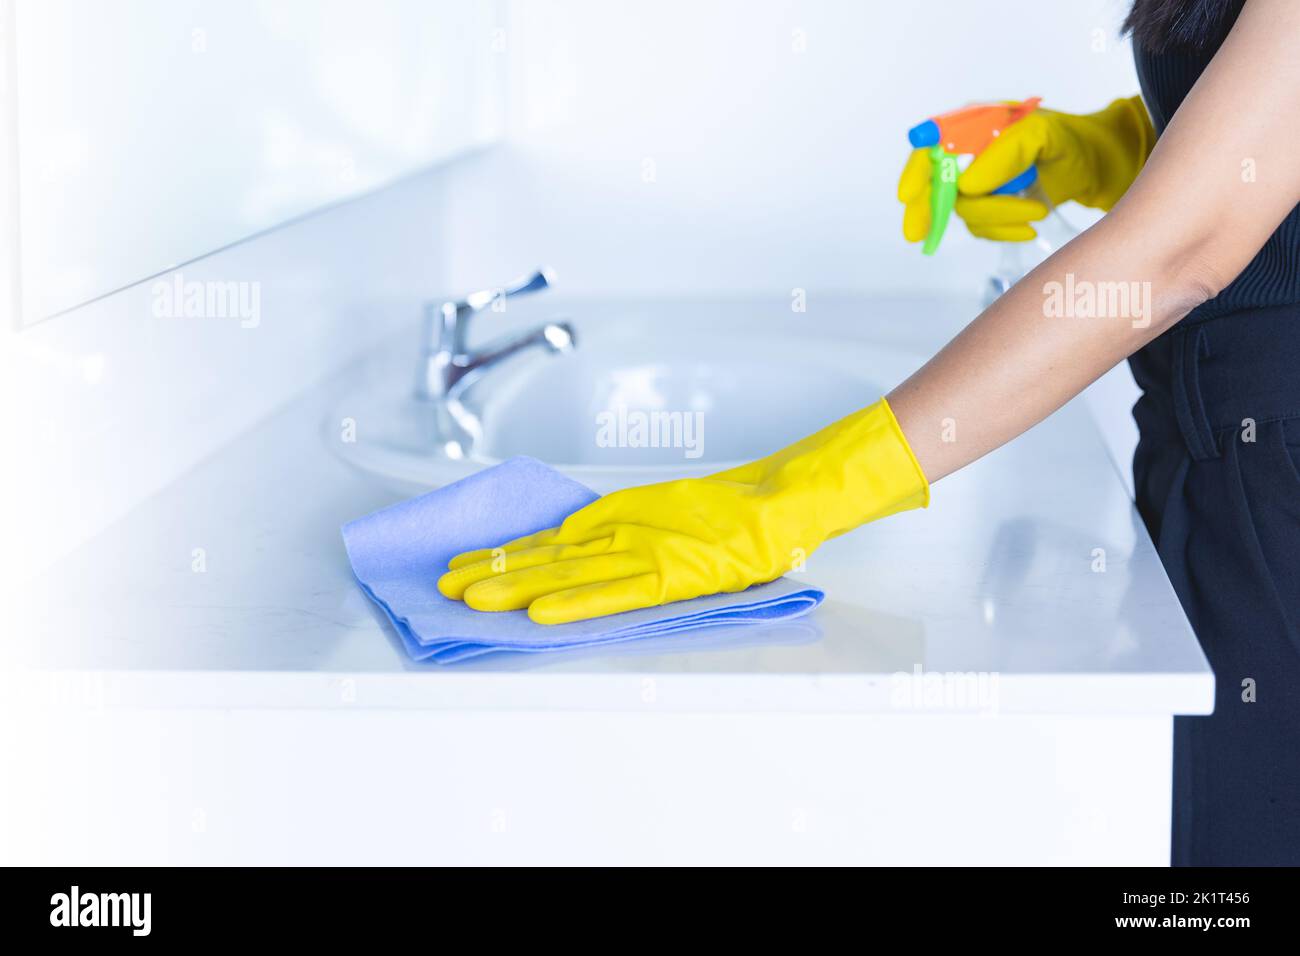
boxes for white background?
[2,0,1145,591]
[1,0,1167,868]
[445,0,1136,298]
[11,0,505,324]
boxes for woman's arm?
[889,0,1300,482]
[439,0,1300,626]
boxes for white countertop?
[27,296,1213,714]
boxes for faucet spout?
[444,321,575,400]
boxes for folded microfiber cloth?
[341,456,825,663]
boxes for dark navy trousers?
[1129,302,1300,866]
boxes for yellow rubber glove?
[898,95,1155,242]
[438,398,929,624]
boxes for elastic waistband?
[1167,302,1300,460]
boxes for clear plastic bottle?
[981,185,1080,307]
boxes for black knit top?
[1132,21,1300,321]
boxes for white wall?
[6,166,458,577]
[3,1,508,575]
[444,0,1141,298]
[440,0,1147,488]
[13,0,505,324]
[5,0,1148,581]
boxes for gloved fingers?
[897,147,932,203]
[958,113,1049,197]
[966,223,1038,242]
[954,195,1048,227]
[527,572,664,625]
[461,552,648,612]
[899,147,934,243]
[445,526,561,570]
[902,197,930,243]
[438,537,614,600]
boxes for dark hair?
[1123,0,1245,52]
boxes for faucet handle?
[458,266,555,315]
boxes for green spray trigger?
[924,146,960,256]
[908,97,1042,255]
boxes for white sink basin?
[330,326,924,494]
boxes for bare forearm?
[889,0,1300,484]
[887,221,1204,482]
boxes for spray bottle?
[907,97,1078,304]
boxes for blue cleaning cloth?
[341,456,824,663]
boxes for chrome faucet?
[415,267,575,400]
